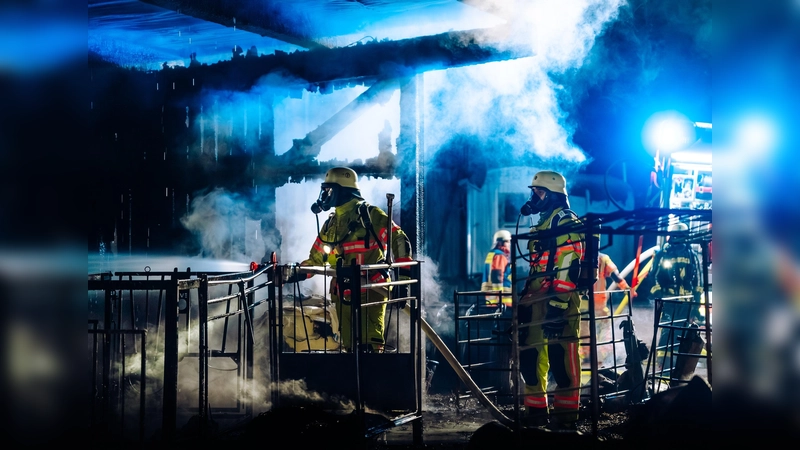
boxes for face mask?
[311,186,336,214]
[520,188,549,216]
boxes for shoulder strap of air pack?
[548,208,578,230]
[357,202,385,251]
[545,208,578,279]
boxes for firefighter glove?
[618,280,637,298]
[282,267,307,285]
[542,304,567,339]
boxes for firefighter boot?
[547,413,578,432]
[523,407,549,428]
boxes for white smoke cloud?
[424,0,624,162]
[180,187,278,264]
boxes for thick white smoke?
[180,187,278,264]
[425,0,624,162]
[177,0,627,351]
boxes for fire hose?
[611,245,659,316]
[401,304,514,427]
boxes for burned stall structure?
[452,207,712,437]
[88,257,424,446]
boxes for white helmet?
[323,166,360,189]
[529,170,568,196]
[493,230,511,243]
[667,222,688,232]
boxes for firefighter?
[649,221,703,372]
[579,252,634,365]
[285,167,413,352]
[481,229,513,307]
[517,170,586,430]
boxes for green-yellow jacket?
[301,198,413,288]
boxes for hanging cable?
[514,212,534,264]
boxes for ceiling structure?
[89,0,509,71]
[88,0,536,182]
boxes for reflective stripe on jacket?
[302,198,413,283]
[526,208,585,304]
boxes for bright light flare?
[737,115,776,152]
[642,111,696,155]
[671,150,711,165]
[657,120,692,151]
[323,245,331,264]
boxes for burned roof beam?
[158,25,534,92]
[279,78,399,165]
[140,0,327,50]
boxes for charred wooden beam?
[140,0,326,50]
[148,26,533,92]
[277,78,399,165]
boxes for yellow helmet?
[323,167,359,189]
[493,230,511,243]
[529,170,568,196]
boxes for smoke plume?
[424,0,624,164]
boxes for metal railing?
[88,257,425,445]
[272,259,424,444]
[505,207,712,437]
[88,265,276,442]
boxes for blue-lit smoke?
[425,0,624,165]
[173,0,628,324]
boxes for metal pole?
[162,269,179,442]
[510,234,521,432]
[386,193,395,264]
[586,216,601,437]
[198,274,208,436]
[246,275,256,419]
[350,260,364,422]
[268,253,280,407]
[701,239,712,385]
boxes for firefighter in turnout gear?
[649,221,703,371]
[288,167,413,352]
[481,230,512,307]
[579,252,633,364]
[517,170,586,430]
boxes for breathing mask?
[311,184,337,214]
[520,188,550,216]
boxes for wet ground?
[374,395,631,449]
[372,300,711,449]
